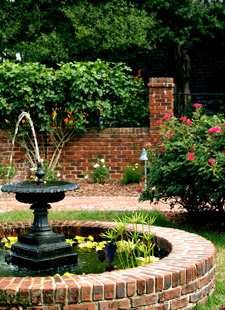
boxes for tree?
[62,0,157,63]
[0,0,158,67]
[0,0,74,66]
[143,0,225,116]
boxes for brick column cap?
[148,77,175,88]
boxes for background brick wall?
[0,77,174,181]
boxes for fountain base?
[6,233,77,271]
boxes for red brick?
[182,280,198,294]
[99,298,130,310]
[198,273,210,289]
[80,283,92,302]
[131,294,158,307]
[126,278,136,297]
[28,307,60,310]
[190,290,203,302]
[68,284,79,303]
[146,304,169,310]
[171,297,189,310]
[159,287,181,302]
[64,304,96,310]
[31,286,42,304]
[55,284,67,304]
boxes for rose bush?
[139,105,225,215]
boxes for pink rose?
[188,153,195,160]
[153,139,157,143]
[179,117,186,121]
[157,120,163,125]
[145,142,152,148]
[166,132,175,136]
[208,126,222,133]
[186,119,193,124]
[164,114,170,119]
[208,158,215,164]
[159,146,164,152]
[193,103,202,108]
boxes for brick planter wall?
[0,220,216,309]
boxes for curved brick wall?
[0,220,216,310]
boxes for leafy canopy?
[0,0,158,66]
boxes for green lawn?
[0,209,224,310]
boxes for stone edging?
[0,220,216,310]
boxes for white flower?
[40,158,44,162]
[100,158,105,163]
[93,163,100,168]
[30,167,36,171]
[103,165,105,168]
[57,172,61,177]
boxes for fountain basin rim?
[1,181,79,194]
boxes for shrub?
[0,60,148,134]
[121,163,143,184]
[139,105,225,215]
[0,157,17,184]
[0,60,148,171]
[90,156,110,184]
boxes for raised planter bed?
[0,220,216,310]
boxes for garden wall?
[0,220,216,309]
[0,77,174,181]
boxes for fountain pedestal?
[2,179,79,271]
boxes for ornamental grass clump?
[139,104,225,216]
[121,163,143,184]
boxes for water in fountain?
[7,112,41,181]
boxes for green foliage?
[63,0,157,62]
[144,0,225,48]
[101,211,157,269]
[0,0,157,65]
[0,157,16,183]
[139,105,225,215]
[90,157,110,184]
[121,163,143,184]
[0,290,31,309]
[0,60,148,132]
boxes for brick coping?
[0,220,216,309]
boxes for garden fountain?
[1,112,79,270]
[1,163,79,270]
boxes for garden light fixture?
[139,148,148,189]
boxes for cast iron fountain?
[1,163,79,270]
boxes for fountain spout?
[35,162,45,183]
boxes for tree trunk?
[173,45,191,117]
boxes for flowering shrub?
[90,156,110,183]
[139,105,225,215]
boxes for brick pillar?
[148,77,175,139]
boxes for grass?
[0,209,224,310]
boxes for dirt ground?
[70,178,143,197]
